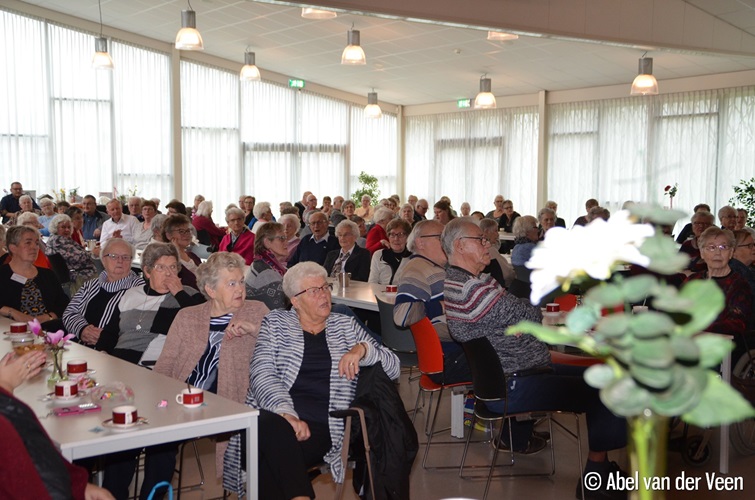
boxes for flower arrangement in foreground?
[508,206,754,500]
[29,318,74,383]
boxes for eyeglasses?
[461,235,491,246]
[172,228,192,235]
[336,233,355,238]
[419,234,442,239]
[293,283,333,298]
[152,263,178,273]
[702,244,730,253]
[692,222,711,227]
[737,243,755,249]
[227,218,243,223]
[309,220,327,226]
[104,254,131,262]
[267,235,286,242]
[388,232,407,238]
[503,206,513,210]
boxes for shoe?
[575,461,628,500]
[492,434,547,455]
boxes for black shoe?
[576,461,628,500]
[492,435,547,455]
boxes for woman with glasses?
[63,238,144,348]
[498,199,521,254]
[685,227,752,361]
[368,219,412,285]
[97,242,203,363]
[223,262,400,498]
[245,222,289,310]
[679,210,715,273]
[132,199,159,251]
[219,207,255,264]
[163,214,202,289]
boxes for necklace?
[134,287,152,331]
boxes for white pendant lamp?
[341,28,366,65]
[474,76,496,109]
[92,0,114,70]
[240,51,261,81]
[630,56,659,96]
[364,91,382,119]
[175,1,204,51]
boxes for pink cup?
[112,405,138,425]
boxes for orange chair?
[409,317,472,469]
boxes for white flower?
[526,210,654,304]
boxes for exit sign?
[457,98,471,108]
[289,79,305,88]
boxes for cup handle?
[176,394,183,404]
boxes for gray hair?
[691,211,715,225]
[407,219,442,253]
[545,200,558,210]
[373,207,395,226]
[361,194,371,202]
[225,206,245,221]
[195,200,213,217]
[513,215,538,238]
[307,210,326,225]
[335,219,359,238]
[342,200,356,210]
[718,205,736,221]
[441,217,479,257]
[150,214,168,240]
[282,262,327,299]
[699,226,735,249]
[196,251,245,300]
[279,201,293,211]
[279,213,300,231]
[48,214,71,235]
[18,194,32,205]
[400,203,414,215]
[101,237,135,259]
[141,242,181,274]
[6,225,37,250]
[16,211,40,227]
[252,201,271,219]
[479,217,499,234]
[537,207,556,222]
[106,198,121,210]
[39,198,55,208]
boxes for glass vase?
[628,409,669,500]
[47,349,67,385]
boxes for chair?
[47,253,72,296]
[375,296,418,370]
[409,317,472,469]
[459,337,583,500]
[174,439,205,498]
[191,243,212,260]
[554,293,579,312]
[196,229,212,246]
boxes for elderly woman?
[223,262,400,498]
[368,219,412,285]
[399,203,415,226]
[0,226,68,328]
[341,199,356,221]
[63,238,144,348]
[433,200,455,225]
[97,242,204,363]
[279,213,301,264]
[537,207,557,236]
[685,227,752,360]
[242,196,256,226]
[510,215,540,282]
[163,214,202,289]
[485,195,505,220]
[9,194,38,225]
[132,200,158,250]
[66,206,86,246]
[325,219,371,281]
[365,207,395,254]
[192,200,226,249]
[149,213,168,243]
[355,194,375,222]
[102,253,268,500]
[679,210,715,272]
[734,229,755,271]
[245,222,289,310]
[459,202,471,217]
[219,207,255,264]
[45,214,97,292]
[351,215,368,248]
[480,217,515,288]
[56,200,70,214]
[320,196,333,218]
[251,202,274,234]
[37,198,56,236]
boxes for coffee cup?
[67,359,88,374]
[545,303,560,313]
[112,405,138,425]
[338,272,351,288]
[385,285,397,293]
[55,380,79,399]
[9,322,28,334]
[176,388,204,408]
[632,305,649,314]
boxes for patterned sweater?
[393,254,452,342]
[685,269,752,335]
[444,265,549,373]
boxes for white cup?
[632,305,649,314]
[176,388,204,408]
[55,380,79,399]
[112,405,138,425]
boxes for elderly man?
[329,195,346,225]
[413,198,429,223]
[719,205,738,230]
[127,197,144,222]
[545,200,566,228]
[288,211,339,266]
[407,194,418,210]
[81,194,110,240]
[302,193,319,226]
[736,208,755,238]
[1,182,40,223]
[392,220,470,385]
[442,217,627,491]
[99,199,140,245]
[294,190,312,222]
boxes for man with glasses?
[413,198,429,223]
[81,194,110,240]
[288,211,339,266]
[718,205,738,230]
[393,220,471,385]
[1,181,40,223]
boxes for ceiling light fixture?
[341,26,366,65]
[630,55,658,96]
[92,0,114,70]
[301,7,337,19]
[175,0,204,51]
[487,31,518,41]
[474,76,496,109]
[364,91,382,119]
[240,49,261,81]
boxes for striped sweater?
[223,309,400,494]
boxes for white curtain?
[405,107,539,216]
[350,109,398,203]
[181,60,240,214]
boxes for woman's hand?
[81,325,103,345]
[225,320,256,338]
[338,342,367,380]
[380,239,390,249]
[281,413,311,441]
[164,274,184,295]
[0,351,47,392]
[85,483,115,500]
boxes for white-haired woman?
[45,214,97,293]
[223,262,400,498]
[368,218,412,285]
[510,215,540,282]
[355,194,375,223]
[324,219,371,281]
[365,207,394,254]
[37,198,56,236]
[191,200,226,249]
[219,207,255,264]
[251,201,274,234]
[279,213,301,264]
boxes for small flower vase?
[48,349,66,385]
[628,409,669,500]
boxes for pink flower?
[28,318,43,336]
[46,329,74,347]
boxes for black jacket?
[324,245,372,281]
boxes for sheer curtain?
[350,109,398,202]
[405,107,539,216]
[181,60,240,213]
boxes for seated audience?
[223,262,400,498]
[45,214,97,293]
[81,195,109,241]
[56,200,71,214]
[510,215,540,282]
[538,207,557,235]
[165,199,189,216]
[587,205,610,223]
[480,217,515,288]
[675,203,711,243]
[63,238,144,348]
[679,210,714,273]
[736,208,755,239]
[192,200,226,249]
[719,205,738,230]
[355,194,375,222]
[13,212,51,269]
[288,211,339,266]
[368,218,412,285]
[66,206,86,246]
[245,222,289,310]
[324,219,371,281]
[365,207,394,254]
[432,200,455,226]
[350,215,368,248]
[164,214,202,288]
[545,200,566,228]
[99,199,139,245]
[301,194,319,226]
[497,199,520,253]
[413,198,429,222]
[320,196,333,218]
[133,200,158,250]
[149,214,168,243]
[279,213,301,264]
[242,196,256,226]
[459,202,471,217]
[1,182,39,223]
[399,203,415,226]
[37,197,56,236]
[126,197,143,221]
[251,202,274,234]
[191,194,205,219]
[219,207,254,264]
[485,195,505,221]
[573,198,599,227]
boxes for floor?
[151,369,755,500]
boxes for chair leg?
[483,417,507,500]
[412,388,423,424]
[175,439,205,498]
[422,388,444,468]
[459,413,476,477]
[423,392,436,436]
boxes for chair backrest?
[409,317,444,376]
[196,228,211,246]
[375,296,417,354]
[554,293,578,312]
[461,337,506,402]
[47,253,71,284]
[191,243,212,260]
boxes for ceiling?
[11,0,755,106]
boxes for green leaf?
[584,364,615,389]
[584,283,624,308]
[670,337,700,365]
[674,281,725,336]
[631,338,674,369]
[694,334,734,368]
[649,366,703,416]
[595,314,631,338]
[628,312,676,338]
[565,307,598,333]
[600,375,652,416]
[682,372,755,427]
[506,321,585,345]
[640,234,690,274]
[630,363,674,390]
[629,205,687,226]
[620,275,658,303]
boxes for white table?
[329,280,396,312]
[1,318,259,499]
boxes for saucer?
[3,332,33,341]
[66,369,96,377]
[102,417,148,432]
[179,402,204,409]
[47,393,81,404]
